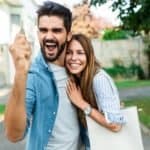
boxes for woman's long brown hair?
[67,34,101,127]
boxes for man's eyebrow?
[38,27,48,31]
[52,28,64,32]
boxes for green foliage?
[90,0,150,35]
[116,80,150,129]
[90,0,106,6]
[103,59,145,79]
[128,63,145,79]
[124,99,150,129]
[102,29,130,40]
[90,0,150,78]
[0,104,5,114]
[115,80,150,89]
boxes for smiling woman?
[65,34,126,133]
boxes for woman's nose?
[71,53,78,60]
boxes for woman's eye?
[78,51,85,54]
[66,51,71,54]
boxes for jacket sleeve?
[23,71,36,137]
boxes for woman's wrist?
[78,100,90,111]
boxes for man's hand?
[9,33,32,72]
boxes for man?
[4,1,86,150]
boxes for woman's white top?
[93,69,126,124]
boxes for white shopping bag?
[86,106,144,150]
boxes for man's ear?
[67,31,72,42]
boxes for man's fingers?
[14,33,28,45]
[9,41,31,54]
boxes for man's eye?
[39,28,47,33]
[52,29,63,33]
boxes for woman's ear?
[67,31,72,42]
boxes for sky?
[33,0,120,25]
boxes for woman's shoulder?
[94,69,111,80]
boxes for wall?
[0,37,148,86]
[92,37,148,75]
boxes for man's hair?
[37,1,72,32]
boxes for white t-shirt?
[46,63,80,150]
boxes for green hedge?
[103,64,145,79]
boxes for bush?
[103,64,145,79]
[102,29,130,40]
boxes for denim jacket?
[24,52,90,150]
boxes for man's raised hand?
[9,33,32,73]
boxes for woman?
[65,34,126,132]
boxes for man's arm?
[4,33,31,142]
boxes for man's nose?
[45,31,54,39]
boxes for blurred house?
[0,0,23,86]
[0,0,39,86]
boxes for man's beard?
[41,38,67,62]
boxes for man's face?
[37,15,69,62]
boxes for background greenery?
[124,98,150,129]
[115,80,150,89]
[0,104,5,115]
[102,29,132,40]
[90,0,150,78]
[115,80,150,129]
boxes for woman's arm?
[66,79,122,132]
[93,70,126,125]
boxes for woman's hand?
[106,123,122,132]
[66,79,88,109]
[66,79,122,132]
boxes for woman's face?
[66,39,87,77]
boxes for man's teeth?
[46,43,56,48]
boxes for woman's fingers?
[67,79,74,90]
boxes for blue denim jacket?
[24,52,90,150]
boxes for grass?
[0,104,5,115]
[115,80,150,89]
[124,97,150,129]
[116,80,150,129]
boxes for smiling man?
[4,1,87,150]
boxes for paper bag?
[86,106,144,150]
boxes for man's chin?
[45,55,58,62]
